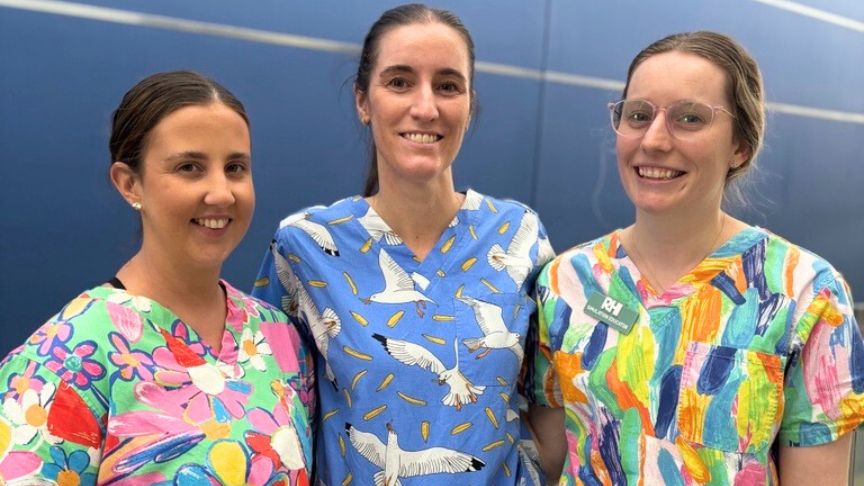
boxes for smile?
[401,132,442,144]
[637,166,684,180]
[193,218,231,229]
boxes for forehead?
[145,102,250,153]
[373,22,471,76]
[628,51,729,104]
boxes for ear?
[110,162,142,207]
[354,85,370,125]
[730,139,750,170]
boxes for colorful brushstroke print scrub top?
[253,190,555,485]
[529,227,864,485]
[0,281,313,485]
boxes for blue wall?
[1,0,862,354]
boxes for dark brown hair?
[356,3,476,197]
[110,70,248,173]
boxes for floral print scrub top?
[529,227,864,485]
[0,281,313,485]
[253,190,555,485]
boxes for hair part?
[109,70,248,174]
[355,3,476,197]
[622,31,765,203]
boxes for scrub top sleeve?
[779,273,864,446]
[0,353,103,481]
[527,264,564,409]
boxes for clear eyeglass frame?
[608,99,735,140]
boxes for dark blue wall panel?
[0,1,861,356]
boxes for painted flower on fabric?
[108,332,154,382]
[4,361,46,402]
[42,446,97,485]
[105,288,152,313]
[151,329,250,420]
[174,440,291,486]
[0,416,42,482]
[246,403,306,471]
[44,341,106,390]
[238,328,272,372]
[2,382,60,446]
[28,320,73,356]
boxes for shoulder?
[223,280,290,321]
[756,228,848,295]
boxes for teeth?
[195,218,229,229]
[638,167,682,180]
[403,132,439,144]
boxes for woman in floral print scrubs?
[0,71,313,484]
[528,32,864,485]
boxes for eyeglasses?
[608,99,734,139]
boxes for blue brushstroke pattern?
[654,366,682,440]
[582,324,608,370]
[696,346,737,395]
[721,288,757,348]
[756,292,785,336]
[711,271,745,305]
[658,448,685,486]
[702,368,743,451]
[599,411,626,486]
[742,240,768,299]
[774,299,795,355]
[579,434,604,486]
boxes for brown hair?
[110,70,248,173]
[355,3,476,197]
[623,31,765,189]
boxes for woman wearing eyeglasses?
[528,31,864,484]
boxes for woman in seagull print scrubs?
[253,4,554,485]
[528,31,864,485]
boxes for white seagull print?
[272,242,341,385]
[458,296,523,361]
[280,210,339,256]
[487,210,539,288]
[363,249,434,317]
[358,206,403,245]
[346,422,485,486]
[372,334,485,410]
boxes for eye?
[226,161,250,176]
[385,77,411,91]
[437,80,464,95]
[176,162,203,174]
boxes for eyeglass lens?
[612,100,716,137]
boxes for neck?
[116,243,226,350]
[624,207,743,293]
[369,173,463,260]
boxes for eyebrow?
[165,151,251,162]
[379,65,467,83]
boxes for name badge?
[584,292,639,335]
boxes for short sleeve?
[252,238,300,322]
[526,262,564,408]
[0,352,102,482]
[779,273,864,446]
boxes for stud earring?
[131,201,142,211]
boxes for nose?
[640,109,673,152]
[204,172,236,206]
[409,84,439,122]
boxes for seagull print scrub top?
[529,227,864,485]
[254,190,555,485]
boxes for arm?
[527,404,566,481]
[778,433,854,486]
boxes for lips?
[193,218,231,229]
[636,166,684,180]
[401,132,442,144]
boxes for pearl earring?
[131,201,142,211]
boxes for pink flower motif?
[106,300,144,343]
[0,416,43,481]
[28,320,72,356]
[225,295,250,332]
[4,361,45,402]
[108,332,154,382]
[44,341,106,390]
